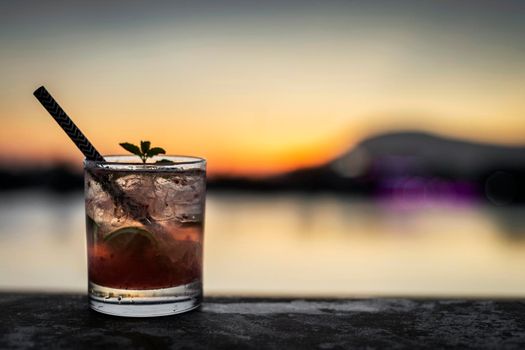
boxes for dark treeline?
[0,165,82,193]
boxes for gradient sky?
[1,0,524,175]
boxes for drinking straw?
[33,86,162,231]
[33,86,105,162]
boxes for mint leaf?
[155,159,174,164]
[120,140,169,163]
[140,141,151,154]
[119,142,141,156]
[147,147,166,157]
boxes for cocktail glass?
[84,155,206,317]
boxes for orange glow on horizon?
[0,126,353,177]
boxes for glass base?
[88,281,202,317]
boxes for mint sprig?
[119,140,168,163]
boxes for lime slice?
[103,226,158,253]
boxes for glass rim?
[84,155,206,169]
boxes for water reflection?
[1,191,525,297]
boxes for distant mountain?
[332,131,525,178]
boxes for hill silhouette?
[336,131,525,177]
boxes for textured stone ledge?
[1,293,524,349]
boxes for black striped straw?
[33,86,105,162]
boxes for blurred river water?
[1,190,525,297]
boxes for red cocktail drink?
[85,156,206,317]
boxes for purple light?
[375,176,479,211]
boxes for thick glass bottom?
[88,281,202,317]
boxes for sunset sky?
[1,1,524,175]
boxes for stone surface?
[1,293,525,349]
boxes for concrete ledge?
[1,293,525,349]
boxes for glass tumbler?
[84,155,206,317]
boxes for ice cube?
[115,174,157,202]
[149,174,205,222]
[85,179,114,224]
